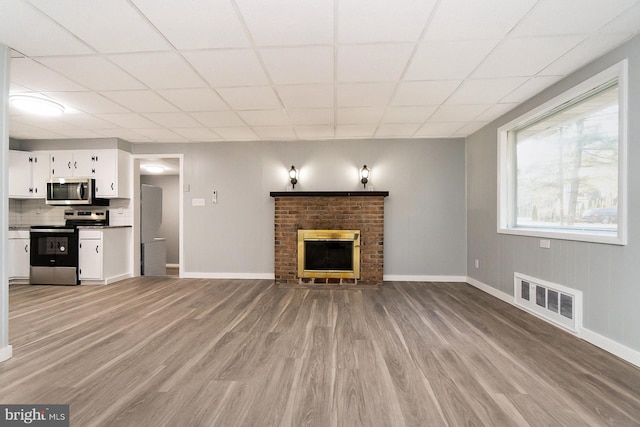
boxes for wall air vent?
[514,273,582,334]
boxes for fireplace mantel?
[270,191,389,197]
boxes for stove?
[30,208,109,285]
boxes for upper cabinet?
[49,149,131,198]
[8,150,49,198]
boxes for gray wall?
[140,174,180,265]
[1,44,10,361]
[466,34,640,353]
[132,138,467,277]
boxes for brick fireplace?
[270,191,389,285]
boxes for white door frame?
[131,154,184,277]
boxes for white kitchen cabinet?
[8,150,49,198]
[8,230,30,282]
[79,228,131,284]
[50,149,130,198]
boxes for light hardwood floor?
[1,278,639,426]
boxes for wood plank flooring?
[1,278,639,426]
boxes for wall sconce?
[360,165,370,189]
[289,165,298,188]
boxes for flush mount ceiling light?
[289,165,298,189]
[360,165,370,189]
[144,165,165,174]
[9,94,65,116]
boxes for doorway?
[131,155,184,278]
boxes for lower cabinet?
[8,230,30,283]
[79,228,131,285]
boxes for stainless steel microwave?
[46,178,104,205]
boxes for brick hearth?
[270,191,389,285]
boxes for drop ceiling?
[2,0,640,143]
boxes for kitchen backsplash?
[9,198,133,226]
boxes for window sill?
[498,226,626,246]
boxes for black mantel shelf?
[270,191,389,197]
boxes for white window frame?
[497,60,628,245]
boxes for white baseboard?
[465,276,640,368]
[181,272,275,280]
[0,345,13,363]
[580,328,640,368]
[383,275,468,282]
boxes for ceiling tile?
[405,40,500,81]
[599,2,640,35]
[276,85,334,109]
[425,0,537,41]
[217,87,281,110]
[108,53,206,89]
[339,0,436,43]
[8,114,71,130]
[158,88,228,112]
[295,125,335,139]
[93,128,149,141]
[453,121,489,136]
[10,128,67,139]
[11,58,87,91]
[42,91,131,114]
[287,108,334,125]
[94,113,161,129]
[381,106,437,124]
[56,114,117,129]
[212,127,259,140]
[541,33,636,76]
[500,76,562,103]
[235,0,333,46]
[253,126,297,139]
[474,103,519,122]
[37,56,146,91]
[28,0,171,53]
[102,90,178,113]
[190,111,245,127]
[131,0,249,49]
[375,123,420,138]
[261,47,333,84]
[510,0,639,37]
[446,78,528,105]
[414,122,463,137]
[9,83,31,93]
[0,0,93,56]
[338,44,414,82]
[183,50,268,87]
[172,128,222,141]
[238,110,291,126]
[335,125,376,138]
[337,83,396,107]
[337,108,385,125]
[429,105,491,122]
[54,129,105,139]
[472,36,585,78]
[129,128,187,141]
[142,113,202,128]
[392,81,461,106]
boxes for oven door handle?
[31,228,76,234]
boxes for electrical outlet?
[540,239,551,249]
[192,198,205,207]
[474,259,479,269]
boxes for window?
[498,61,627,245]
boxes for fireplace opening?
[298,230,360,279]
[305,241,353,271]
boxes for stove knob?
[59,245,65,251]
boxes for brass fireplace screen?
[297,229,361,279]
